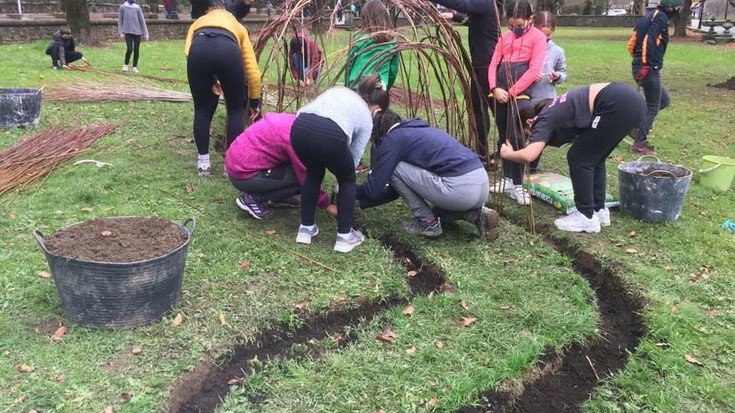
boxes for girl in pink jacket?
[225,113,330,220]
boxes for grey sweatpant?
[390,162,489,221]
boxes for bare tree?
[61,0,100,46]
[672,0,693,37]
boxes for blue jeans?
[632,68,670,144]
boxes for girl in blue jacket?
[356,110,498,241]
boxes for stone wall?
[0,1,141,14]
[556,15,640,27]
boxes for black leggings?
[229,165,301,202]
[187,34,247,154]
[124,33,141,67]
[567,83,645,217]
[291,113,356,233]
[49,47,83,67]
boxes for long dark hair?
[506,0,533,19]
[356,74,390,112]
[359,0,394,44]
[371,109,402,146]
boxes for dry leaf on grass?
[376,329,397,343]
[405,346,416,354]
[671,305,679,315]
[407,270,417,277]
[38,271,51,279]
[403,305,414,316]
[628,231,637,237]
[227,378,240,385]
[218,314,226,325]
[684,354,703,366]
[426,396,439,407]
[100,230,112,237]
[265,229,277,235]
[294,301,309,310]
[459,299,469,310]
[500,305,512,311]
[625,248,638,254]
[461,317,477,327]
[121,391,133,401]
[103,406,113,413]
[172,313,183,326]
[51,326,67,341]
[238,260,250,269]
[55,374,65,382]
[17,364,32,373]
[435,341,444,349]
[131,347,142,355]
[706,307,717,316]
[654,342,670,348]
[80,207,94,212]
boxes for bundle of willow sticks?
[44,81,192,103]
[0,123,119,197]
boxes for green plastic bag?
[527,172,619,214]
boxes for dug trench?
[166,229,645,413]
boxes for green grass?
[1,28,734,412]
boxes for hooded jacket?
[45,30,76,65]
[356,119,483,200]
[627,8,670,70]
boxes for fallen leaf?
[101,230,112,237]
[625,248,637,254]
[405,346,416,354]
[55,374,65,382]
[238,260,250,269]
[699,210,709,217]
[8,213,17,219]
[51,326,67,341]
[218,314,226,325]
[654,342,670,348]
[131,347,142,355]
[402,305,414,316]
[684,354,703,366]
[185,186,194,193]
[121,391,133,401]
[12,394,28,405]
[520,328,531,336]
[265,229,277,235]
[613,155,623,162]
[376,329,397,343]
[500,305,512,311]
[80,207,94,213]
[407,270,417,277]
[671,305,679,315]
[706,307,717,316]
[459,299,469,310]
[294,301,309,309]
[17,364,31,373]
[426,396,439,407]
[196,253,206,258]
[227,378,240,385]
[38,271,51,279]
[103,406,113,413]
[172,313,183,326]
[442,384,452,392]
[628,231,637,237]
[439,252,449,259]
[435,341,443,349]
[461,317,477,327]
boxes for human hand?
[499,139,514,159]
[536,73,545,82]
[61,65,70,70]
[326,204,338,219]
[493,88,509,104]
[305,78,313,86]
[549,71,560,82]
[211,81,223,96]
[249,107,261,122]
[119,33,125,40]
[635,66,649,81]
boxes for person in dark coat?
[45,27,88,70]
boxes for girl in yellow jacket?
[185,0,262,176]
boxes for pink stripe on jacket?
[225,113,329,208]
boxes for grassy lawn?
[0,27,734,412]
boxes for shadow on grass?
[165,228,646,413]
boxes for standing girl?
[487,0,546,205]
[185,0,261,176]
[500,83,645,233]
[118,0,149,73]
[290,75,389,253]
[527,10,567,174]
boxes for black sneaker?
[402,217,442,238]
[235,192,273,219]
[268,195,301,208]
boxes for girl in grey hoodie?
[118,0,149,73]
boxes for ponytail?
[356,74,390,111]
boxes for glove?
[635,66,650,81]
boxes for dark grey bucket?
[0,88,43,128]
[618,156,692,222]
[34,217,195,329]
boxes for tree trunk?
[145,0,159,14]
[61,0,100,46]
[672,0,692,37]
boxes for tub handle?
[699,164,721,174]
[181,217,196,236]
[33,230,49,253]
[641,169,677,178]
[636,155,661,163]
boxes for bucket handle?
[699,163,721,174]
[33,230,49,253]
[181,217,196,237]
[636,155,661,163]
[641,169,678,178]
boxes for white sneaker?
[334,229,364,253]
[197,160,211,176]
[554,211,601,233]
[510,185,531,205]
[296,224,319,244]
[122,64,129,72]
[596,208,611,227]
[132,67,139,74]
[490,177,513,193]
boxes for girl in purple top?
[225,113,331,219]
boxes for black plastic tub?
[618,156,692,222]
[34,217,195,329]
[0,88,43,128]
